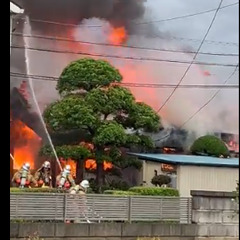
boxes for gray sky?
[11,0,239,135]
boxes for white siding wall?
[142,160,163,186]
[178,165,239,197]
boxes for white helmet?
[22,163,30,171]
[64,165,71,173]
[43,161,50,169]
[80,180,89,189]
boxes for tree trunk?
[76,160,84,183]
[10,129,14,187]
[51,158,57,188]
[96,162,104,193]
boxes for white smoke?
[10,1,238,140]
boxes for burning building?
[214,132,239,157]
[10,0,238,186]
[10,81,47,183]
[10,0,238,140]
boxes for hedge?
[103,190,138,195]
[10,187,180,196]
[128,187,179,196]
[10,188,64,193]
[104,187,179,196]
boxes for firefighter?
[12,163,37,188]
[69,180,90,223]
[34,161,52,188]
[56,165,75,190]
[69,180,90,195]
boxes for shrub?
[88,178,130,193]
[109,180,130,191]
[190,135,229,157]
[151,174,171,187]
[103,190,138,195]
[128,187,179,196]
[10,188,64,193]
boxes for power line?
[181,64,239,127]
[134,2,239,25]
[156,0,224,113]
[156,35,238,46]
[12,32,239,57]
[11,45,238,67]
[10,72,239,89]
[12,2,239,48]
[154,64,239,143]
[13,2,238,28]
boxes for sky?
[10,0,239,136]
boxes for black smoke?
[10,87,48,142]
[13,0,147,34]
[153,127,190,151]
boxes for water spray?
[23,16,62,171]
[10,153,15,161]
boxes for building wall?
[178,165,238,197]
[191,190,239,224]
[10,222,239,240]
[141,160,163,186]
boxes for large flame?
[60,158,77,177]
[108,27,127,45]
[85,159,113,171]
[79,141,113,170]
[11,120,42,170]
[59,158,112,178]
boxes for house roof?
[127,153,239,168]
[10,2,24,14]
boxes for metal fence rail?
[10,193,192,223]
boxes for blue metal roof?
[128,153,239,168]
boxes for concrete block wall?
[191,190,239,224]
[10,223,239,240]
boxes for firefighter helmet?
[22,163,30,171]
[43,161,50,169]
[80,180,89,189]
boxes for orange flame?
[60,158,77,177]
[85,159,113,171]
[11,120,42,170]
[108,27,127,45]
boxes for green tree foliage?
[57,58,122,93]
[85,86,134,116]
[190,135,230,157]
[40,145,91,160]
[44,95,99,131]
[93,122,127,147]
[42,58,161,190]
[151,174,171,187]
[104,187,180,196]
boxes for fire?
[60,158,76,177]
[85,159,113,171]
[11,120,42,170]
[119,64,160,111]
[203,70,211,76]
[108,27,127,45]
[163,147,176,154]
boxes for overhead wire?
[156,0,225,113]
[154,64,239,143]
[12,2,238,28]
[181,64,239,127]
[11,45,237,67]
[11,32,239,57]
[10,72,239,89]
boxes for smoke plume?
[15,0,149,35]
[11,0,239,149]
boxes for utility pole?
[10,2,24,55]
